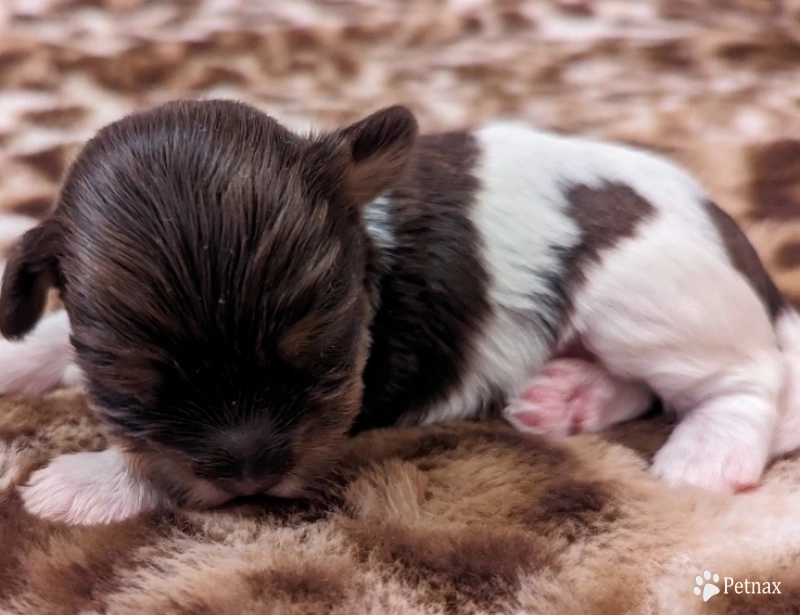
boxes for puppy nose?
[236,479,265,496]
[227,475,282,497]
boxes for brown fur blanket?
[2,1,800,613]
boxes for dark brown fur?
[565,182,657,289]
[0,96,501,504]
[353,132,491,431]
[0,100,421,502]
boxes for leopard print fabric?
[1,1,800,613]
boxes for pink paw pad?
[505,359,611,437]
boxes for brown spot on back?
[566,183,657,263]
[563,182,657,300]
[705,201,785,318]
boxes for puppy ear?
[0,220,61,340]
[329,105,419,207]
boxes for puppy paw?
[20,448,164,525]
[651,429,767,493]
[504,359,622,437]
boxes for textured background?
[1,1,800,613]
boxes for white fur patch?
[20,446,166,525]
[570,218,784,492]
[364,196,396,255]
[0,309,80,396]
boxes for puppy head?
[0,99,418,506]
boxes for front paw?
[20,448,164,525]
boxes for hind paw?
[504,359,622,437]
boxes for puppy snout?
[216,474,281,497]
[234,478,273,497]
[204,423,295,497]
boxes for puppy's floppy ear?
[328,105,418,207]
[0,219,61,340]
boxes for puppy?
[2,99,799,525]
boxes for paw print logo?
[694,570,720,602]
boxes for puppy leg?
[0,310,81,395]
[505,358,653,436]
[573,223,784,493]
[20,446,166,525]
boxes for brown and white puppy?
[1,99,799,525]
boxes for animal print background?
[2,1,800,613]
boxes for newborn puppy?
[2,99,799,525]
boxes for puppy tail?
[772,307,800,456]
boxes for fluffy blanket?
[2,1,800,613]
